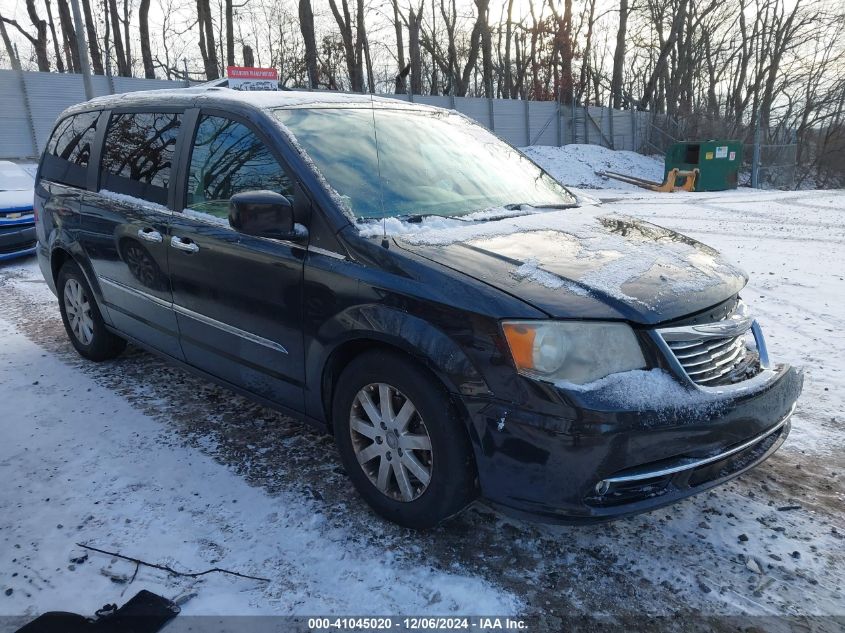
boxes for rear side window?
[185,115,293,220]
[41,111,99,187]
[101,112,182,206]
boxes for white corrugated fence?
[0,69,651,159]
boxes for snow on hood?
[0,162,34,211]
[392,207,747,324]
[0,189,34,212]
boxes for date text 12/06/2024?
[307,617,529,630]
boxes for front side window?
[101,111,182,205]
[273,107,575,220]
[185,115,293,221]
[41,111,100,187]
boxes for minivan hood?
[392,207,747,325]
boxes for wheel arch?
[50,244,111,325]
[49,245,72,285]
[311,305,491,432]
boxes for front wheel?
[57,261,126,361]
[332,350,476,528]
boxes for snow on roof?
[65,87,440,117]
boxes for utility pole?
[751,113,761,189]
[69,0,94,100]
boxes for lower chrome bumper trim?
[599,403,795,486]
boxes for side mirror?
[229,190,297,239]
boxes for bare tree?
[139,0,155,77]
[610,0,629,108]
[297,0,318,87]
[196,0,219,78]
[56,0,81,72]
[80,0,103,73]
[107,0,130,75]
[1,0,51,71]
[44,0,66,72]
[0,16,19,68]
[327,0,369,91]
[638,0,689,110]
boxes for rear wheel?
[332,350,476,528]
[57,261,126,361]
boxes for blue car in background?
[0,161,36,261]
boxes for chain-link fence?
[645,111,798,189]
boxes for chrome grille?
[665,334,749,385]
[657,303,765,387]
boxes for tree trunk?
[102,0,110,74]
[298,0,318,88]
[408,7,423,94]
[502,0,514,98]
[0,17,19,69]
[578,0,596,103]
[390,0,405,92]
[56,0,80,72]
[26,0,52,70]
[44,0,66,72]
[561,0,572,102]
[638,0,688,110]
[327,0,362,91]
[80,0,103,74]
[122,0,131,70]
[29,1,51,71]
[242,44,254,67]
[107,0,129,75]
[225,0,234,67]
[355,0,368,91]
[610,0,628,108]
[196,0,219,79]
[139,0,155,78]
[475,0,492,97]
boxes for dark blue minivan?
[33,88,802,527]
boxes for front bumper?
[0,217,36,261]
[465,363,803,523]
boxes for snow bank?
[522,144,665,191]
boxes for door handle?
[137,228,163,243]
[170,236,200,253]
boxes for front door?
[166,112,306,410]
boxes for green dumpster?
[664,140,742,191]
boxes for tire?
[57,260,126,362]
[332,350,476,528]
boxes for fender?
[305,304,492,424]
[45,230,114,327]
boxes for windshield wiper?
[395,213,476,223]
[503,202,577,211]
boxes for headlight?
[501,320,646,385]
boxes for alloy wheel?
[63,278,94,346]
[349,383,433,502]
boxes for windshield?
[0,163,33,191]
[273,107,575,219]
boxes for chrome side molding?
[99,276,288,355]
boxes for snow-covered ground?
[1,146,844,631]
[522,144,665,191]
